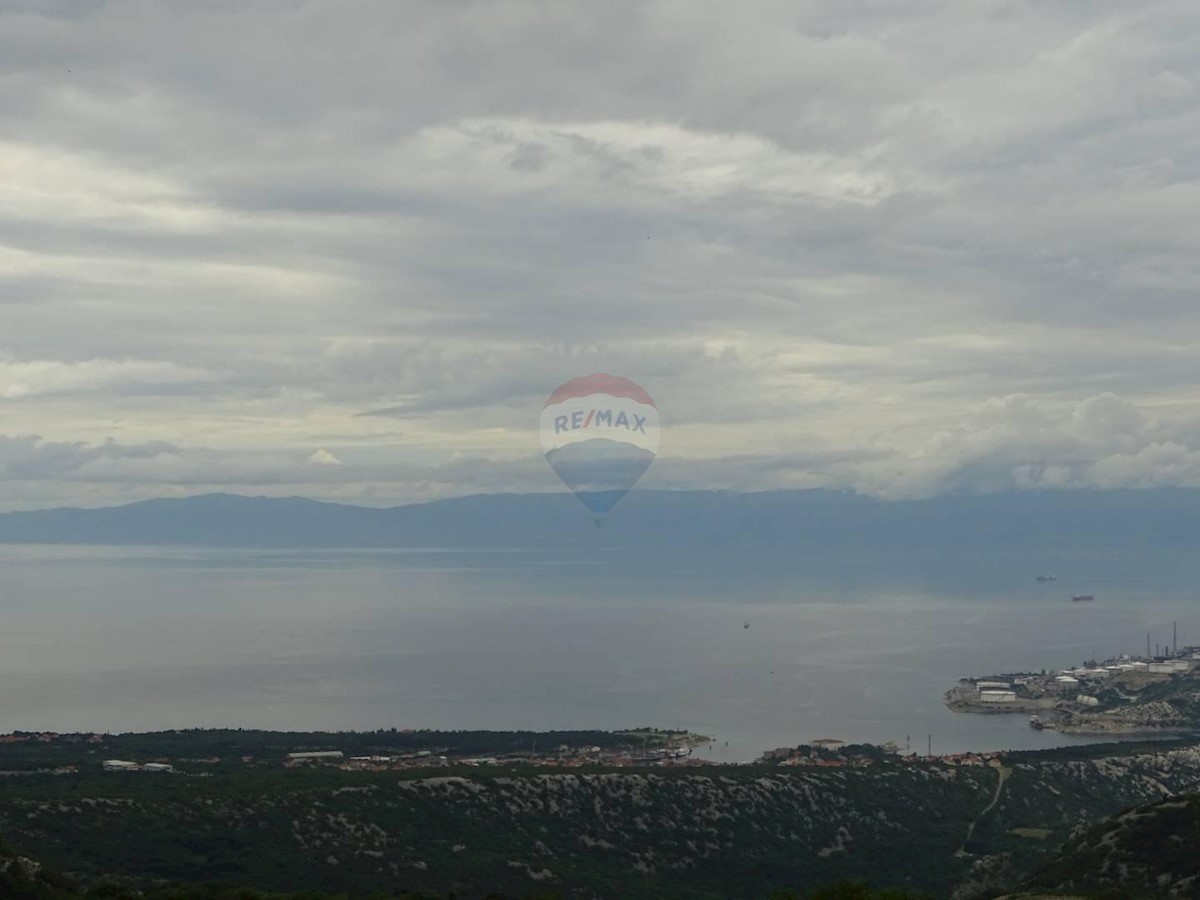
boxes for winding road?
[957,764,1011,856]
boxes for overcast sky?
[2,0,1200,510]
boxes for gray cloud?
[0,435,181,481]
[2,2,1200,508]
[854,393,1200,499]
[6,389,1200,508]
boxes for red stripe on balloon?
[543,374,656,409]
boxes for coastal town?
[0,727,1021,778]
[758,739,1006,770]
[0,728,716,777]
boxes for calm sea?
[1,544,1198,762]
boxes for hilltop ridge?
[6,731,1200,897]
[1014,793,1200,898]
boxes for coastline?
[945,647,1200,736]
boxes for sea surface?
[1,544,1198,763]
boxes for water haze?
[1,544,1197,763]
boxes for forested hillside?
[6,740,1200,898]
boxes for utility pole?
[927,734,932,758]
[1148,632,1152,659]
[1175,621,1178,655]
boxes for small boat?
[743,622,750,629]
[1035,574,1057,582]
[1071,594,1094,603]
[1029,715,1045,730]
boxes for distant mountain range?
[0,487,1199,554]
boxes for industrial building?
[979,690,1017,703]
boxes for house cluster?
[283,744,699,770]
[0,732,104,745]
[0,766,77,777]
[762,740,892,768]
[761,741,1005,769]
[287,749,457,770]
[922,751,1004,768]
[102,759,175,773]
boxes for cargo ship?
[1071,594,1094,602]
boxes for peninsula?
[945,646,1200,734]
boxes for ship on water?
[1029,715,1045,730]
[1035,574,1057,582]
[1071,594,1095,602]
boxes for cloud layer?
[2,1,1200,509]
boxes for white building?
[102,760,138,771]
[1076,695,1101,707]
[979,690,1017,703]
[286,751,344,761]
[142,763,174,773]
[975,681,1011,690]
[1148,661,1189,674]
[1055,676,1080,686]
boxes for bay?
[1,544,1197,763]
